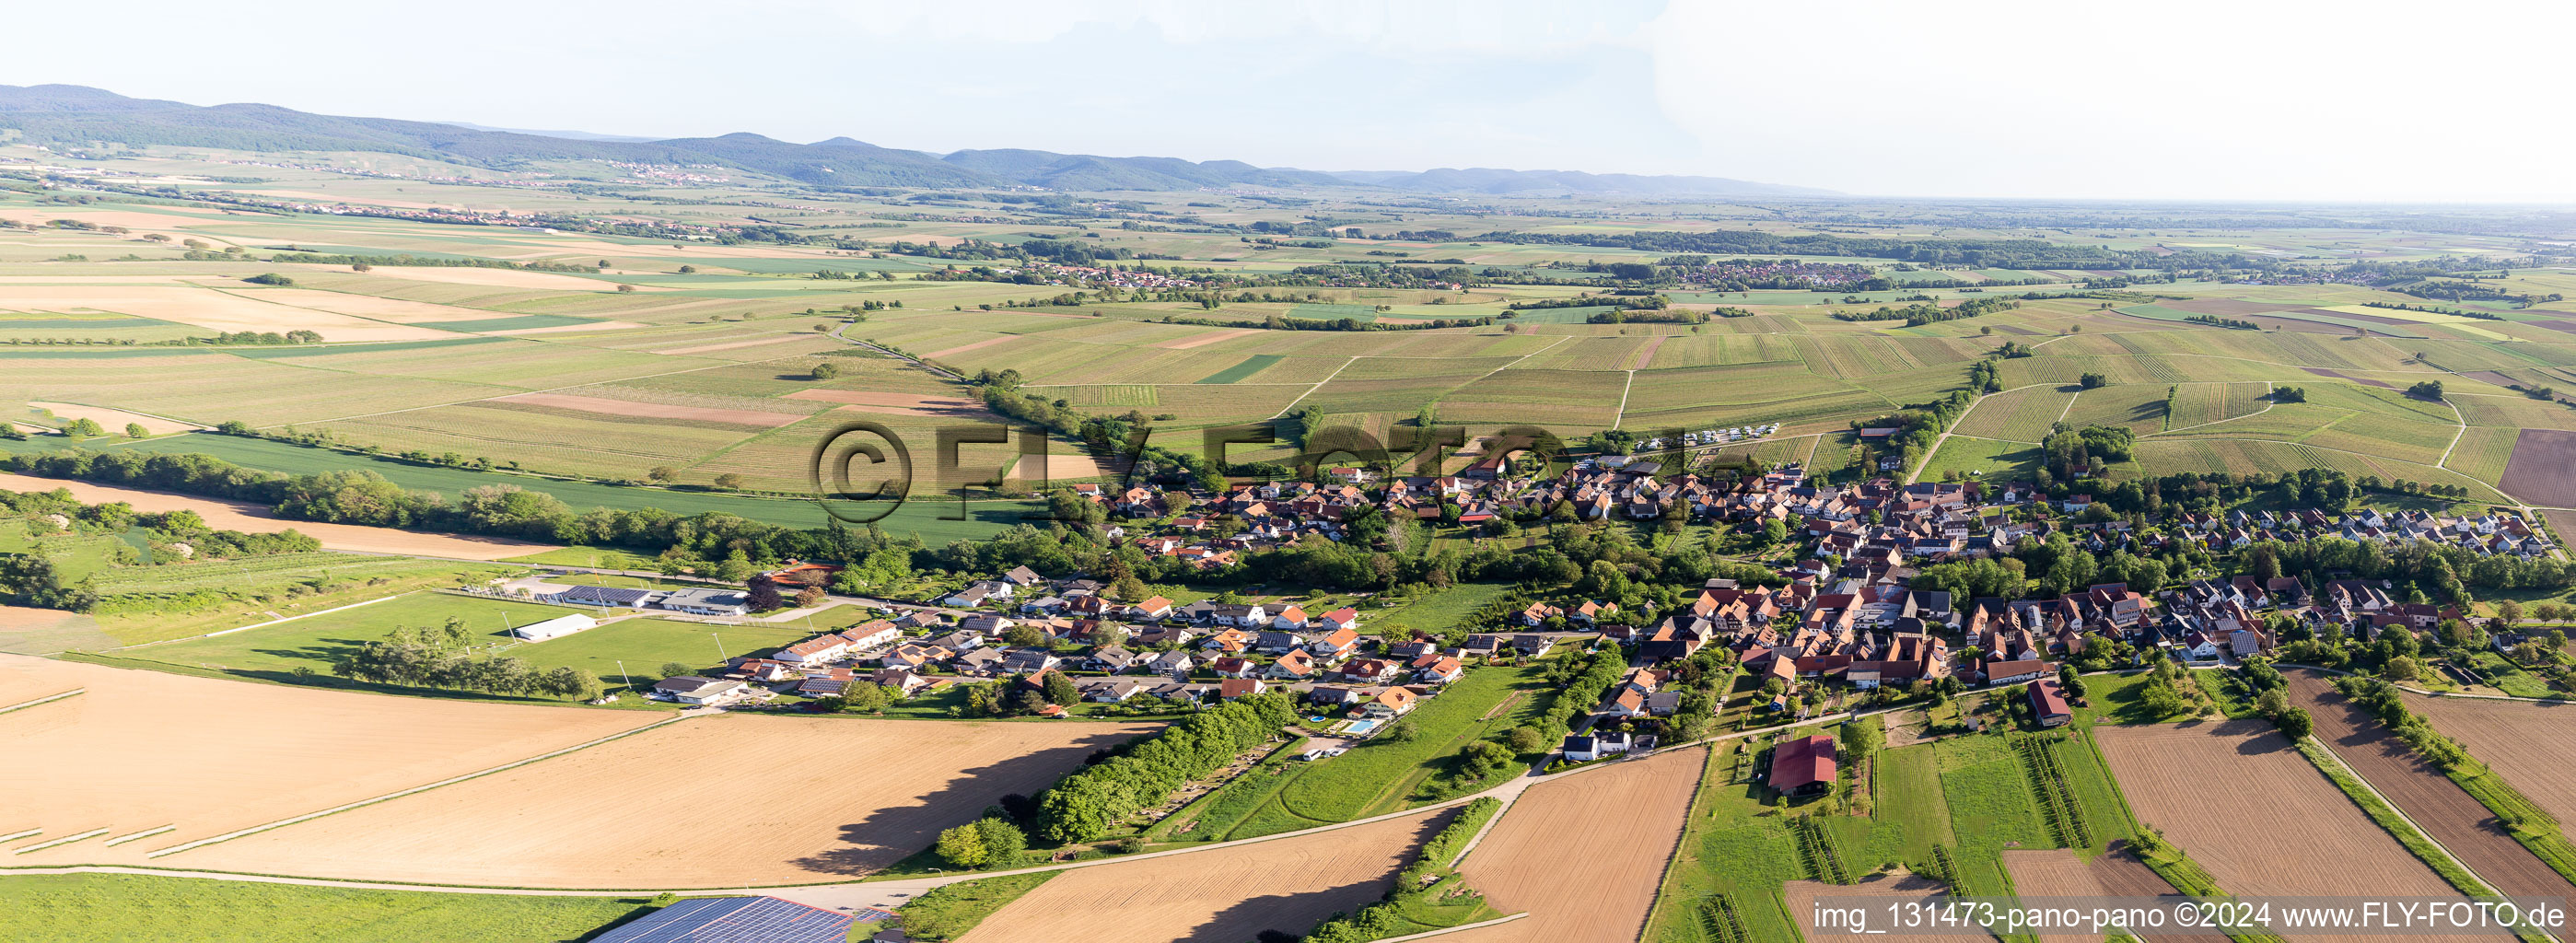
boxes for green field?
[1195,354,1287,384]
[1158,661,1554,842]
[117,591,834,699]
[0,874,648,943]
[1648,720,2141,943]
[1951,385,2074,443]
[1917,436,2042,483]
[20,431,1032,540]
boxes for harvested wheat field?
[1784,875,1981,943]
[0,649,88,705]
[2411,692,2576,827]
[0,655,655,863]
[658,334,827,356]
[488,391,801,427]
[1441,747,1703,943]
[2286,670,2572,900]
[27,402,205,436]
[227,288,510,324]
[2003,846,2227,943]
[179,713,1156,888]
[1158,327,1262,350]
[961,809,1446,943]
[924,335,1018,359]
[2095,720,2511,941]
[0,472,555,560]
[787,389,982,410]
[364,266,630,292]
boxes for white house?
[654,676,748,705]
[779,634,853,667]
[840,620,901,649]
[1563,731,1633,763]
[509,612,598,642]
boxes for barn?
[1767,733,1837,797]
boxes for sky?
[6,0,2571,202]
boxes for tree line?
[1032,692,1300,843]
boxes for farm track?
[2284,671,2574,902]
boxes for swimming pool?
[1345,718,1380,735]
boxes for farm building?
[591,895,853,943]
[508,612,599,642]
[1768,733,1836,797]
[2030,677,2071,728]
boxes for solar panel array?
[553,585,657,607]
[590,896,857,943]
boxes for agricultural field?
[2093,718,2500,939]
[2163,381,2269,430]
[2409,693,2576,828]
[959,809,1447,943]
[1444,747,1703,943]
[176,713,1158,887]
[1917,436,2041,483]
[2000,848,2231,943]
[2500,429,2576,507]
[106,591,816,699]
[0,655,658,866]
[1158,661,1554,842]
[1950,385,2075,443]
[2282,670,2572,902]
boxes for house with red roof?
[1769,733,1837,797]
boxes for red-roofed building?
[1768,733,1837,797]
[2030,677,2071,728]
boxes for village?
[479,444,2559,787]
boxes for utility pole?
[714,633,729,662]
[616,659,634,694]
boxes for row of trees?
[1032,692,1300,843]
[332,619,605,700]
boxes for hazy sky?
[7,0,2570,201]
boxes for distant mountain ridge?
[0,84,1831,197]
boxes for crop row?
[2014,736,2094,849]
[1789,813,1850,884]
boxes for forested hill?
[0,84,1827,196]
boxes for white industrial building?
[509,612,600,641]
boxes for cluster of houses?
[2170,506,2554,559]
[1635,424,1782,451]
[647,567,1506,728]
